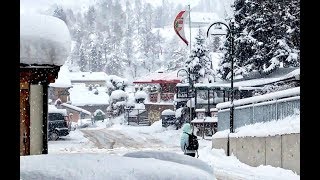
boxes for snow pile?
[213,113,300,138]
[161,109,175,115]
[20,153,214,180]
[199,147,299,180]
[175,107,183,118]
[20,13,71,66]
[123,150,215,178]
[49,64,72,88]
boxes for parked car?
[48,107,70,141]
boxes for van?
[48,106,70,141]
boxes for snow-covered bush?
[135,90,147,103]
[106,75,129,96]
[108,90,129,117]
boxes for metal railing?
[216,87,300,131]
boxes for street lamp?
[206,20,235,155]
[177,68,194,123]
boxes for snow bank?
[200,147,299,180]
[217,87,300,109]
[20,13,71,66]
[123,150,215,178]
[213,114,300,138]
[20,153,214,180]
[175,108,183,118]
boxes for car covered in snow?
[20,151,216,180]
[48,105,70,141]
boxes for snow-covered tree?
[219,0,300,79]
[185,29,215,83]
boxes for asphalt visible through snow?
[81,128,164,149]
[80,127,247,180]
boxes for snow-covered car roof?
[20,152,216,180]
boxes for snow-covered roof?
[48,105,67,116]
[195,67,300,90]
[134,70,181,84]
[210,108,218,112]
[61,103,91,115]
[195,109,206,112]
[161,109,175,115]
[191,116,217,123]
[69,84,109,106]
[217,87,300,109]
[20,13,71,66]
[69,72,108,81]
[93,109,106,116]
[49,64,72,88]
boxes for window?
[48,113,65,121]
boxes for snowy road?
[48,121,299,180]
[79,127,254,180]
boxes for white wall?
[29,84,43,155]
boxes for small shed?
[20,13,71,156]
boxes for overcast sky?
[20,0,96,14]
[20,0,200,14]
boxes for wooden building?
[20,14,71,156]
[133,70,181,124]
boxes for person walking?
[180,123,197,157]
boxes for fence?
[124,108,151,126]
[216,87,300,131]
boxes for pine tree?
[185,29,215,83]
[219,0,300,79]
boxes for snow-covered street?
[48,120,299,180]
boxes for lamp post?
[177,68,194,123]
[206,20,235,156]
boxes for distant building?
[69,72,108,87]
[133,70,182,124]
[49,65,72,103]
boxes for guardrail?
[216,87,300,131]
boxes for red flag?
[174,10,189,46]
